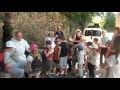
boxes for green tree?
[61,12,104,31]
[103,12,116,32]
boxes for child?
[93,38,99,46]
[58,36,70,77]
[26,44,42,78]
[76,44,85,78]
[87,44,98,78]
[44,40,56,78]
[93,38,100,52]
[4,41,24,78]
[53,39,61,75]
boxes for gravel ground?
[40,54,107,78]
[40,65,107,78]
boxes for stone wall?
[10,12,78,48]
[0,12,79,49]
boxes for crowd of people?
[2,26,120,78]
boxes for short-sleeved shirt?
[100,35,110,48]
[45,37,55,53]
[27,55,34,63]
[107,55,120,78]
[11,37,30,61]
[44,47,53,60]
[59,42,70,57]
[88,50,98,65]
[4,51,16,70]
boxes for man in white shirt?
[45,31,56,53]
[11,31,30,70]
[100,30,110,65]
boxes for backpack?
[0,50,5,72]
[31,56,42,72]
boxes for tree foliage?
[61,12,104,30]
[103,12,116,32]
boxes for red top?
[53,46,60,60]
[45,47,53,60]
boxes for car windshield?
[85,30,101,36]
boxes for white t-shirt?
[11,37,30,61]
[107,54,120,78]
[27,55,34,63]
[4,51,16,67]
[77,50,85,65]
[45,37,55,53]
[100,35,110,47]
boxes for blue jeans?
[16,60,27,70]
[7,63,24,78]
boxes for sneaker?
[48,74,53,78]
[53,74,58,78]
[63,73,67,78]
[58,74,63,78]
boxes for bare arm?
[58,46,61,59]
[73,34,76,41]
[44,50,50,57]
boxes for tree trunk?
[2,12,13,49]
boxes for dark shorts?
[53,60,59,65]
[72,59,77,67]
[46,60,56,71]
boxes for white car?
[83,28,103,43]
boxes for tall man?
[100,30,110,65]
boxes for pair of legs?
[77,64,83,78]
[100,47,107,65]
[46,60,56,76]
[68,58,72,71]
[28,71,41,78]
[59,56,68,75]
[53,60,60,75]
[71,59,77,76]
[88,62,95,78]
[7,62,25,78]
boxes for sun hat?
[6,41,16,48]
[76,44,84,50]
[30,44,38,51]
[76,29,82,33]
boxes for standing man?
[11,31,30,70]
[100,30,110,65]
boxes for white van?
[82,27,103,43]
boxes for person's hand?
[69,56,72,59]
